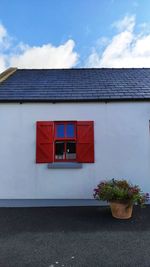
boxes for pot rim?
[109,200,133,205]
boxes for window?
[55,141,76,160]
[54,122,76,161]
[36,121,94,163]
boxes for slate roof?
[0,68,150,102]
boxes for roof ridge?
[16,67,150,71]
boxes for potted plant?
[93,179,149,219]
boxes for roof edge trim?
[0,67,17,83]
[0,98,150,103]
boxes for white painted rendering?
[0,102,150,201]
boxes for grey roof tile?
[0,68,150,101]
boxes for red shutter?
[36,121,54,163]
[77,121,94,163]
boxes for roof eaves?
[0,97,150,103]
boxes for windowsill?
[47,162,82,169]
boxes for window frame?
[54,121,77,162]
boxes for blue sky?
[0,0,150,72]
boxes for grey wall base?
[0,199,149,207]
[0,199,108,207]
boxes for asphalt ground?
[0,206,150,267]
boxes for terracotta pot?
[110,201,133,219]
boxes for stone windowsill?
[47,162,82,169]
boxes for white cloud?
[0,55,6,72]
[0,24,7,41]
[112,15,135,32]
[0,23,12,52]
[86,15,150,68]
[10,40,78,69]
[1,16,150,73]
[0,24,7,72]
[0,23,78,73]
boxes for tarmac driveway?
[0,206,150,267]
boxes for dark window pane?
[66,142,76,159]
[66,124,75,138]
[55,142,65,159]
[56,124,65,138]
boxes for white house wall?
[0,102,150,201]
